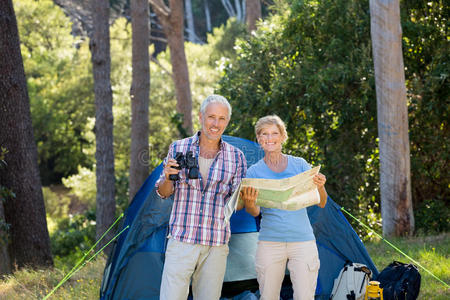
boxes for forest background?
[0,0,448,298]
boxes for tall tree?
[90,0,116,250]
[129,0,150,202]
[149,0,193,135]
[0,0,53,269]
[245,0,261,32]
[370,0,414,236]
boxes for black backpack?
[375,261,421,300]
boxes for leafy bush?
[414,198,450,234]
[62,166,96,210]
[50,210,96,266]
[42,187,71,219]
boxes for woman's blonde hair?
[255,115,288,143]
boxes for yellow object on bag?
[365,281,383,300]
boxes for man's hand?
[157,158,179,198]
[163,158,180,181]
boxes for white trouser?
[160,238,229,300]
[255,240,320,300]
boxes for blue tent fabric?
[100,136,378,300]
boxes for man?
[156,95,247,300]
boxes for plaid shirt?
[156,132,247,246]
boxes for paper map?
[224,166,321,222]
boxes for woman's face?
[257,124,283,153]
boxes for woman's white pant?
[255,240,320,300]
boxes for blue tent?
[100,136,378,300]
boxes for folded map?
[224,166,321,223]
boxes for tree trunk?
[370,0,414,236]
[0,0,53,269]
[0,200,11,275]
[129,0,150,202]
[149,0,193,135]
[90,0,116,252]
[185,0,198,43]
[204,0,211,32]
[246,0,261,32]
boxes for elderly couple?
[156,95,328,300]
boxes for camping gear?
[365,281,383,300]
[330,261,372,300]
[376,261,421,300]
[99,135,378,300]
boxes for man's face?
[199,103,230,142]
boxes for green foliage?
[414,198,449,234]
[401,0,449,229]
[218,0,379,235]
[207,18,248,65]
[50,210,96,266]
[62,167,96,210]
[42,187,71,219]
[15,0,94,184]
[218,0,448,235]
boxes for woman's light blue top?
[246,155,316,242]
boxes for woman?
[239,115,327,300]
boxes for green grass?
[0,234,448,299]
[365,232,450,300]
[0,256,106,300]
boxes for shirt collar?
[192,131,225,150]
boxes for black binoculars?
[169,151,199,181]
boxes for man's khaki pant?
[255,240,320,300]
[160,238,229,300]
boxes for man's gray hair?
[200,95,232,119]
